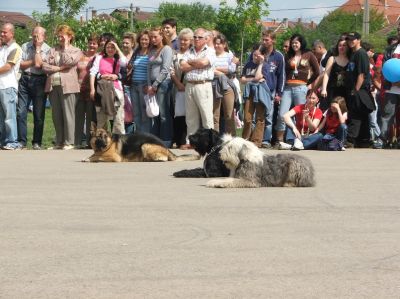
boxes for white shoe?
[62,144,75,150]
[278,141,292,150]
[292,138,304,150]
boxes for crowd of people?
[0,19,400,151]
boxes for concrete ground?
[0,148,400,298]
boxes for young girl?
[282,89,323,150]
[90,39,127,135]
[310,96,348,150]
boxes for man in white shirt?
[0,23,22,150]
[180,28,216,145]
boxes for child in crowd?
[310,96,348,150]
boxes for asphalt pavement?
[1,148,399,298]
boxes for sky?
[2,0,346,23]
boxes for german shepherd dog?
[83,125,200,162]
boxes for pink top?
[99,57,122,90]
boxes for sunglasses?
[193,36,205,40]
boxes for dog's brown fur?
[83,126,199,163]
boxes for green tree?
[74,18,130,49]
[216,0,269,63]
[47,0,88,19]
[155,2,217,31]
[316,9,386,49]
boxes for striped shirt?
[132,54,149,83]
[214,51,236,74]
[181,45,216,81]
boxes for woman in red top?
[282,89,323,150]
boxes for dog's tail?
[173,168,207,177]
[168,150,200,161]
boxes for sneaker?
[261,142,272,149]
[2,144,19,150]
[344,141,354,149]
[372,138,383,149]
[62,144,75,150]
[278,141,292,150]
[32,143,41,150]
[47,145,63,150]
[292,138,304,151]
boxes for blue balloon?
[382,58,400,83]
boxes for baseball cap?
[346,32,361,40]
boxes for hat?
[346,32,361,40]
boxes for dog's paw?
[81,157,92,162]
[206,178,228,188]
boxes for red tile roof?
[0,11,36,28]
[339,0,400,24]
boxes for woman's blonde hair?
[56,24,75,43]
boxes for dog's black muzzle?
[94,138,108,150]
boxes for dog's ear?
[90,122,97,136]
[209,129,220,145]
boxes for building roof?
[0,11,36,28]
[262,19,317,33]
[339,0,400,24]
[110,8,154,22]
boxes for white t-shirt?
[0,41,22,90]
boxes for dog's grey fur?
[207,135,315,188]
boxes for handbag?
[144,94,159,118]
[124,93,133,123]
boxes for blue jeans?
[17,74,47,146]
[150,79,173,147]
[368,93,381,139]
[0,87,19,147]
[130,82,151,133]
[287,124,348,149]
[276,85,308,132]
[286,128,320,149]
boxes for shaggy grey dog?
[206,135,315,188]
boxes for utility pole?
[86,6,94,21]
[130,3,134,31]
[362,0,370,36]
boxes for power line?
[3,2,400,18]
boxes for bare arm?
[0,63,12,75]
[321,57,334,97]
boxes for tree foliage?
[156,2,217,31]
[47,0,88,19]
[216,0,269,59]
[277,9,387,53]
[74,18,130,49]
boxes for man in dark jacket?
[345,32,375,148]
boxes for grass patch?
[26,108,55,149]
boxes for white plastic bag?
[174,91,186,117]
[144,94,159,118]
